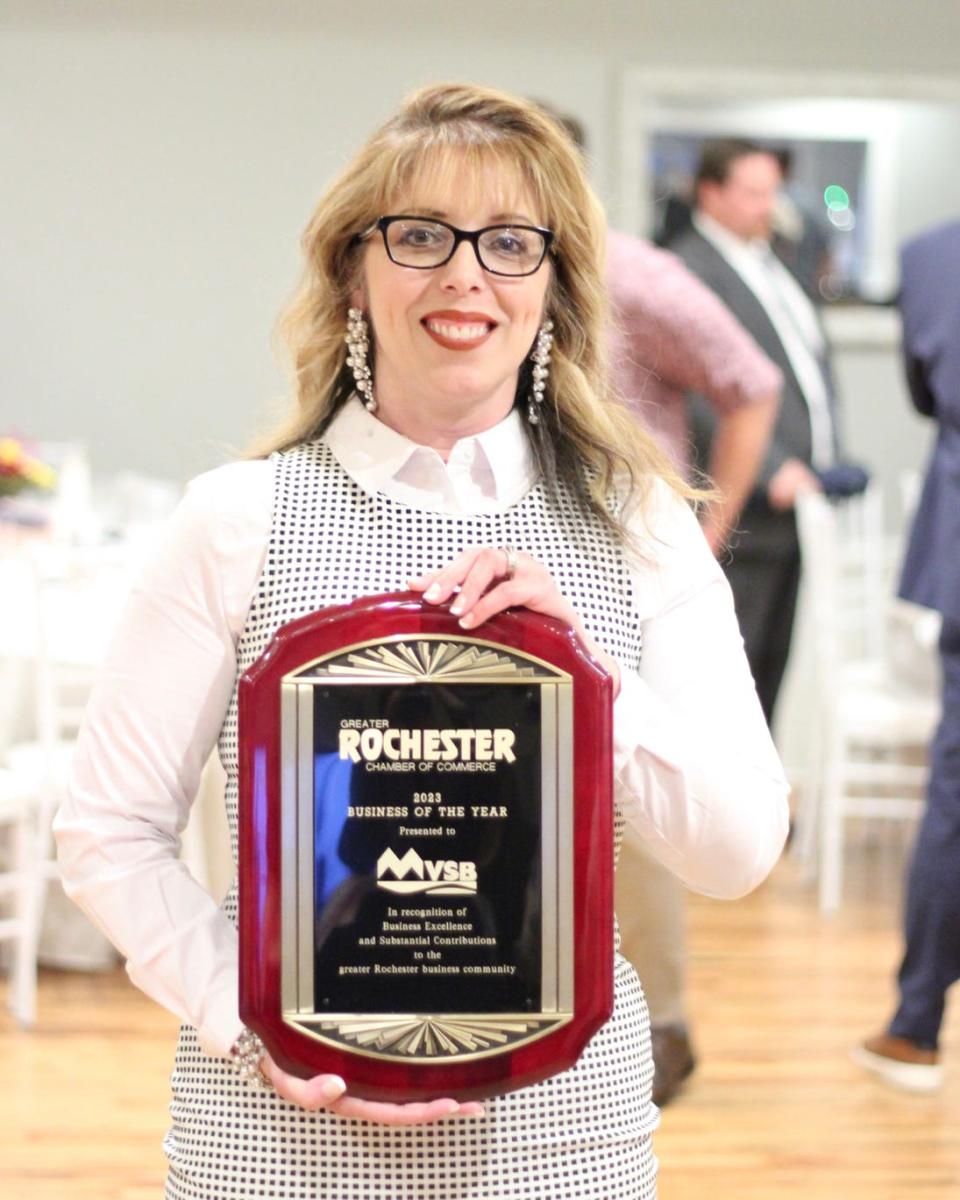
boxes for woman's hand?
[408,546,621,696]
[261,1054,485,1124]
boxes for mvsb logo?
[376,847,478,895]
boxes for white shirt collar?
[693,210,769,261]
[324,395,538,513]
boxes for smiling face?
[352,153,553,443]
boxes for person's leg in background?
[856,617,960,1090]
[615,524,801,1108]
[616,825,694,1106]
[722,523,801,727]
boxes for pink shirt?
[606,229,782,474]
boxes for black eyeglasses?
[364,215,554,277]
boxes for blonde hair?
[253,82,697,537]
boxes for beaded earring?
[345,307,376,412]
[527,319,554,425]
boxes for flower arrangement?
[0,436,57,498]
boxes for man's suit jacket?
[671,228,839,522]
[898,221,960,625]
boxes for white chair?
[0,769,43,1024]
[1,546,128,991]
[4,547,115,804]
[794,489,940,912]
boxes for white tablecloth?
[0,525,233,971]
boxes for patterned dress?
[164,441,658,1199]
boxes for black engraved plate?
[309,681,542,1016]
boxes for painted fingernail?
[458,613,475,628]
[320,1077,346,1103]
[457,1103,485,1118]
[424,584,441,602]
[450,600,463,615]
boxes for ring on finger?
[499,544,519,580]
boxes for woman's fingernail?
[458,613,475,628]
[320,1077,346,1103]
[424,584,441,601]
[450,600,463,615]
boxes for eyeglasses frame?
[362,215,555,278]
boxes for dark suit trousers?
[723,509,802,726]
[890,617,960,1048]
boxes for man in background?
[548,108,782,1107]
[671,139,839,726]
[855,221,960,1092]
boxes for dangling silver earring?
[345,307,376,413]
[527,319,554,425]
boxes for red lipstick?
[421,310,497,351]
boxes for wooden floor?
[2,834,957,1199]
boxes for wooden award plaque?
[238,591,613,1101]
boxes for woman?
[56,83,789,1198]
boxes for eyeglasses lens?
[384,220,546,275]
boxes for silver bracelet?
[231,1028,271,1089]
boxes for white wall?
[895,102,960,242]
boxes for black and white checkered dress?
[164,440,658,1199]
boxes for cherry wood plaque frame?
[238,591,613,1101]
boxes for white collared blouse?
[56,397,789,1060]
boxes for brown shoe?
[852,1033,943,1093]
[650,1024,696,1107]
